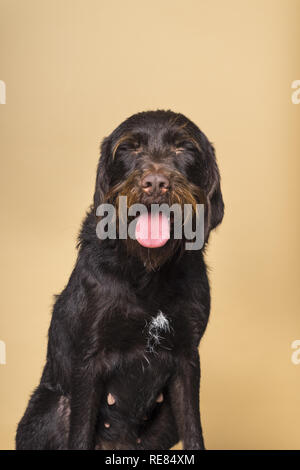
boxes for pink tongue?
[135,213,170,248]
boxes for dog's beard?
[102,171,205,271]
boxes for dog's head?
[94,110,224,269]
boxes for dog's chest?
[99,310,174,354]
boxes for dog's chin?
[123,237,183,271]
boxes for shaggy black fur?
[16,110,224,450]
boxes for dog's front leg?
[68,364,101,450]
[169,350,205,450]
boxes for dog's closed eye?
[174,140,199,154]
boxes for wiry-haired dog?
[16,110,224,450]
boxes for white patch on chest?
[146,311,170,353]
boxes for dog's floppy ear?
[204,143,224,241]
[93,137,111,210]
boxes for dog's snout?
[141,173,170,194]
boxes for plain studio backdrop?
[0,0,300,450]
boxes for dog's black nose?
[141,173,170,194]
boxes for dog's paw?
[183,440,205,450]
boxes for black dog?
[16,110,224,450]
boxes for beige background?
[0,0,300,450]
